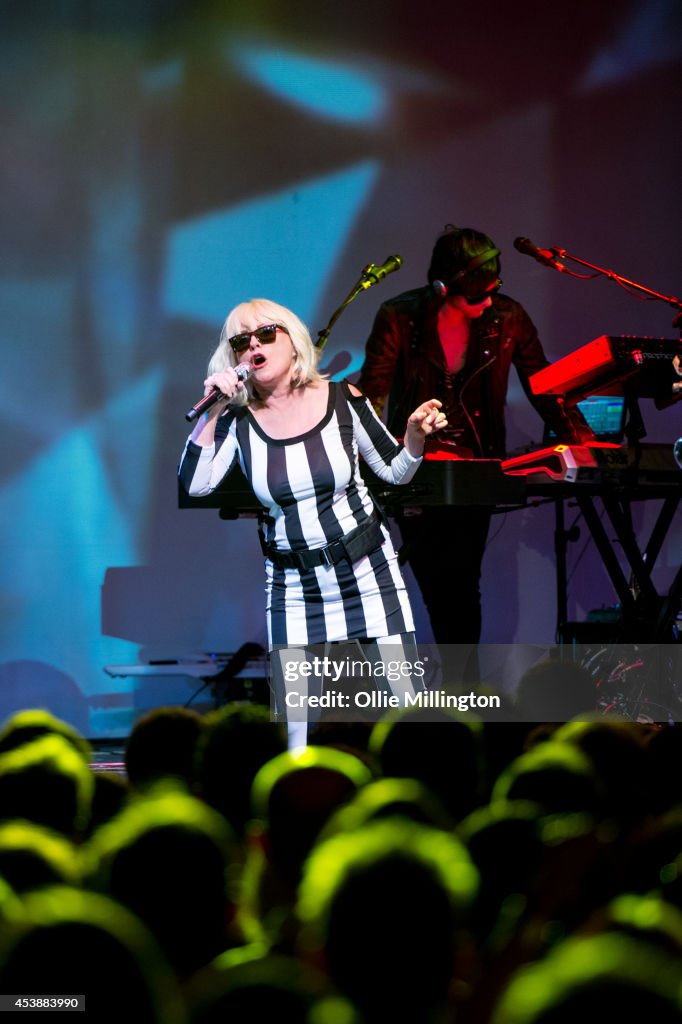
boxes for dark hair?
[124,706,205,791]
[427,225,500,294]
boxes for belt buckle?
[320,544,336,567]
[321,538,345,567]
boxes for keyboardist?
[358,225,594,650]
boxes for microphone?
[513,237,566,273]
[360,255,402,288]
[184,363,251,422]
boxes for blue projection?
[163,161,380,328]
[231,43,387,123]
[578,0,682,89]
[0,370,163,731]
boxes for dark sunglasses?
[462,279,502,305]
[228,323,289,355]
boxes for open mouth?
[252,353,267,367]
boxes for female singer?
[179,299,447,746]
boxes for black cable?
[184,678,212,709]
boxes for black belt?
[264,515,384,572]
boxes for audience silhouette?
[0,886,185,1022]
[0,734,94,838]
[124,706,205,793]
[86,783,241,978]
[0,662,680,1021]
[194,704,287,842]
[297,818,478,1023]
[0,820,80,893]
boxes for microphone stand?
[550,244,682,441]
[549,245,682,318]
[315,263,383,351]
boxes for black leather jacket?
[357,286,594,457]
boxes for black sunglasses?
[228,323,289,355]
[462,279,502,305]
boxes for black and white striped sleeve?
[346,387,422,485]
[178,413,239,496]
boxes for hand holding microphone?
[185,363,251,422]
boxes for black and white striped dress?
[179,381,421,647]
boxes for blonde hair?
[208,299,326,406]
